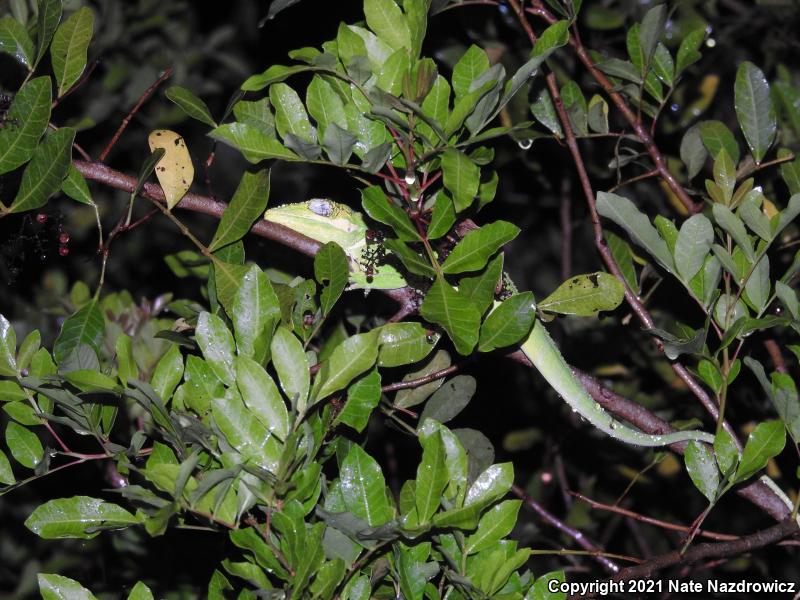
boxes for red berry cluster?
[35,213,70,256]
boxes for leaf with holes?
[539,272,624,316]
[148,130,195,209]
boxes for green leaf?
[428,193,456,239]
[337,368,381,432]
[676,28,704,74]
[383,239,436,277]
[734,62,776,164]
[6,421,43,468]
[699,120,740,164]
[271,82,316,143]
[420,277,481,355]
[114,334,138,385]
[212,390,280,471]
[675,214,714,282]
[531,90,562,137]
[26,496,139,539]
[538,272,624,316]
[235,355,289,440]
[744,254,770,313]
[587,95,609,134]
[780,152,800,195]
[315,242,349,315]
[595,58,642,84]
[419,374,476,424]
[713,429,739,476]
[151,344,183,403]
[478,292,536,352]
[652,43,674,86]
[361,185,420,241]
[735,420,786,483]
[0,448,14,485]
[0,314,16,376]
[270,326,310,411]
[340,444,393,526]
[465,462,513,507]
[441,221,519,274]
[440,149,480,212]
[307,74,348,130]
[771,373,800,442]
[127,582,154,600]
[684,441,719,502]
[313,331,379,402]
[8,127,74,213]
[208,169,270,252]
[680,125,707,180]
[464,499,521,555]
[322,123,357,165]
[34,0,63,68]
[50,7,94,97]
[638,4,666,65]
[452,44,490,98]
[38,574,98,600]
[52,298,104,364]
[364,0,411,51]
[195,311,236,386]
[62,164,94,205]
[242,64,314,92]
[596,192,675,273]
[0,77,52,176]
[166,86,218,127]
[209,122,299,162]
[378,322,439,367]
[460,254,504,316]
[415,429,448,522]
[0,15,34,67]
[712,204,754,261]
[232,264,280,362]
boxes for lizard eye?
[308,199,333,217]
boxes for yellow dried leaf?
[763,198,779,219]
[148,129,194,209]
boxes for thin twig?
[97,68,174,162]
[513,484,621,574]
[572,492,738,542]
[382,365,459,393]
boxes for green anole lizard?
[263,199,797,517]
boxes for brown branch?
[572,492,738,542]
[764,339,788,374]
[513,484,621,574]
[573,519,799,597]
[526,2,701,214]
[97,68,173,163]
[381,365,459,393]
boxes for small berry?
[36,213,48,224]
[58,232,70,244]
[58,245,69,257]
